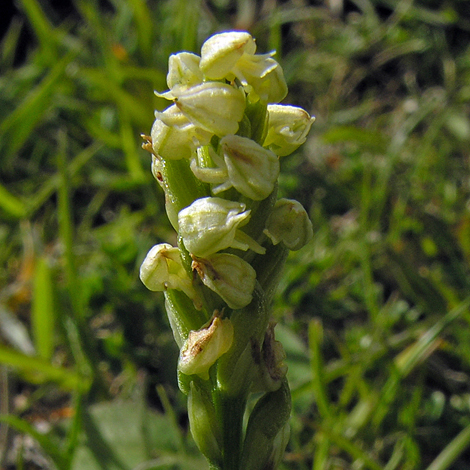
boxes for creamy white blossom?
[192,253,256,309]
[200,31,255,80]
[139,243,200,305]
[178,197,265,257]
[151,105,212,160]
[264,198,313,250]
[167,52,203,91]
[156,82,246,137]
[264,104,315,156]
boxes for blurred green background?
[1,0,470,469]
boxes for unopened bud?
[264,104,315,156]
[192,253,256,309]
[220,134,279,201]
[188,381,222,466]
[252,322,288,393]
[178,197,265,257]
[264,198,313,250]
[178,314,234,379]
[240,380,291,470]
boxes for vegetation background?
[1,0,470,469]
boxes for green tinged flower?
[190,135,279,200]
[199,31,287,104]
[178,197,265,257]
[139,243,200,306]
[264,198,313,250]
[151,105,212,160]
[167,52,203,91]
[264,104,315,156]
[192,252,257,309]
[240,58,288,103]
[220,134,279,200]
[178,314,234,379]
[157,81,246,137]
[252,322,288,393]
[200,31,255,80]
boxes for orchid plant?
[140,31,314,470]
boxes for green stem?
[213,391,246,470]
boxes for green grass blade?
[32,256,55,360]
[373,297,470,427]
[395,297,470,377]
[120,113,146,181]
[0,51,75,156]
[0,345,86,391]
[0,17,23,69]
[0,183,27,218]
[308,319,333,419]
[318,425,383,470]
[26,141,103,217]
[18,0,58,56]
[425,423,470,470]
[127,0,153,61]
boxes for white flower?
[192,253,257,309]
[151,105,212,160]
[190,135,279,201]
[219,134,279,200]
[139,243,200,306]
[200,31,255,80]
[264,198,313,250]
[178,197,265,257]
[156,82,246,137]
[264,104,315,156]
[199,30,287,103]
[167,52,203,91]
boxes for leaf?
[71,396,204,470]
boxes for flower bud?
[172,82,246,137]
[192,253,256,309]
[264,104,315,156]
[220,134,279,201]
[252,322,288,393]
[178,197,265,257]
[240,380,291,470]
[200,31,255,80]
[167,52,203,90]
[178,314,234,379]
[139,243,200,305]
[264,198,313,251]
[188,381,222,465]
